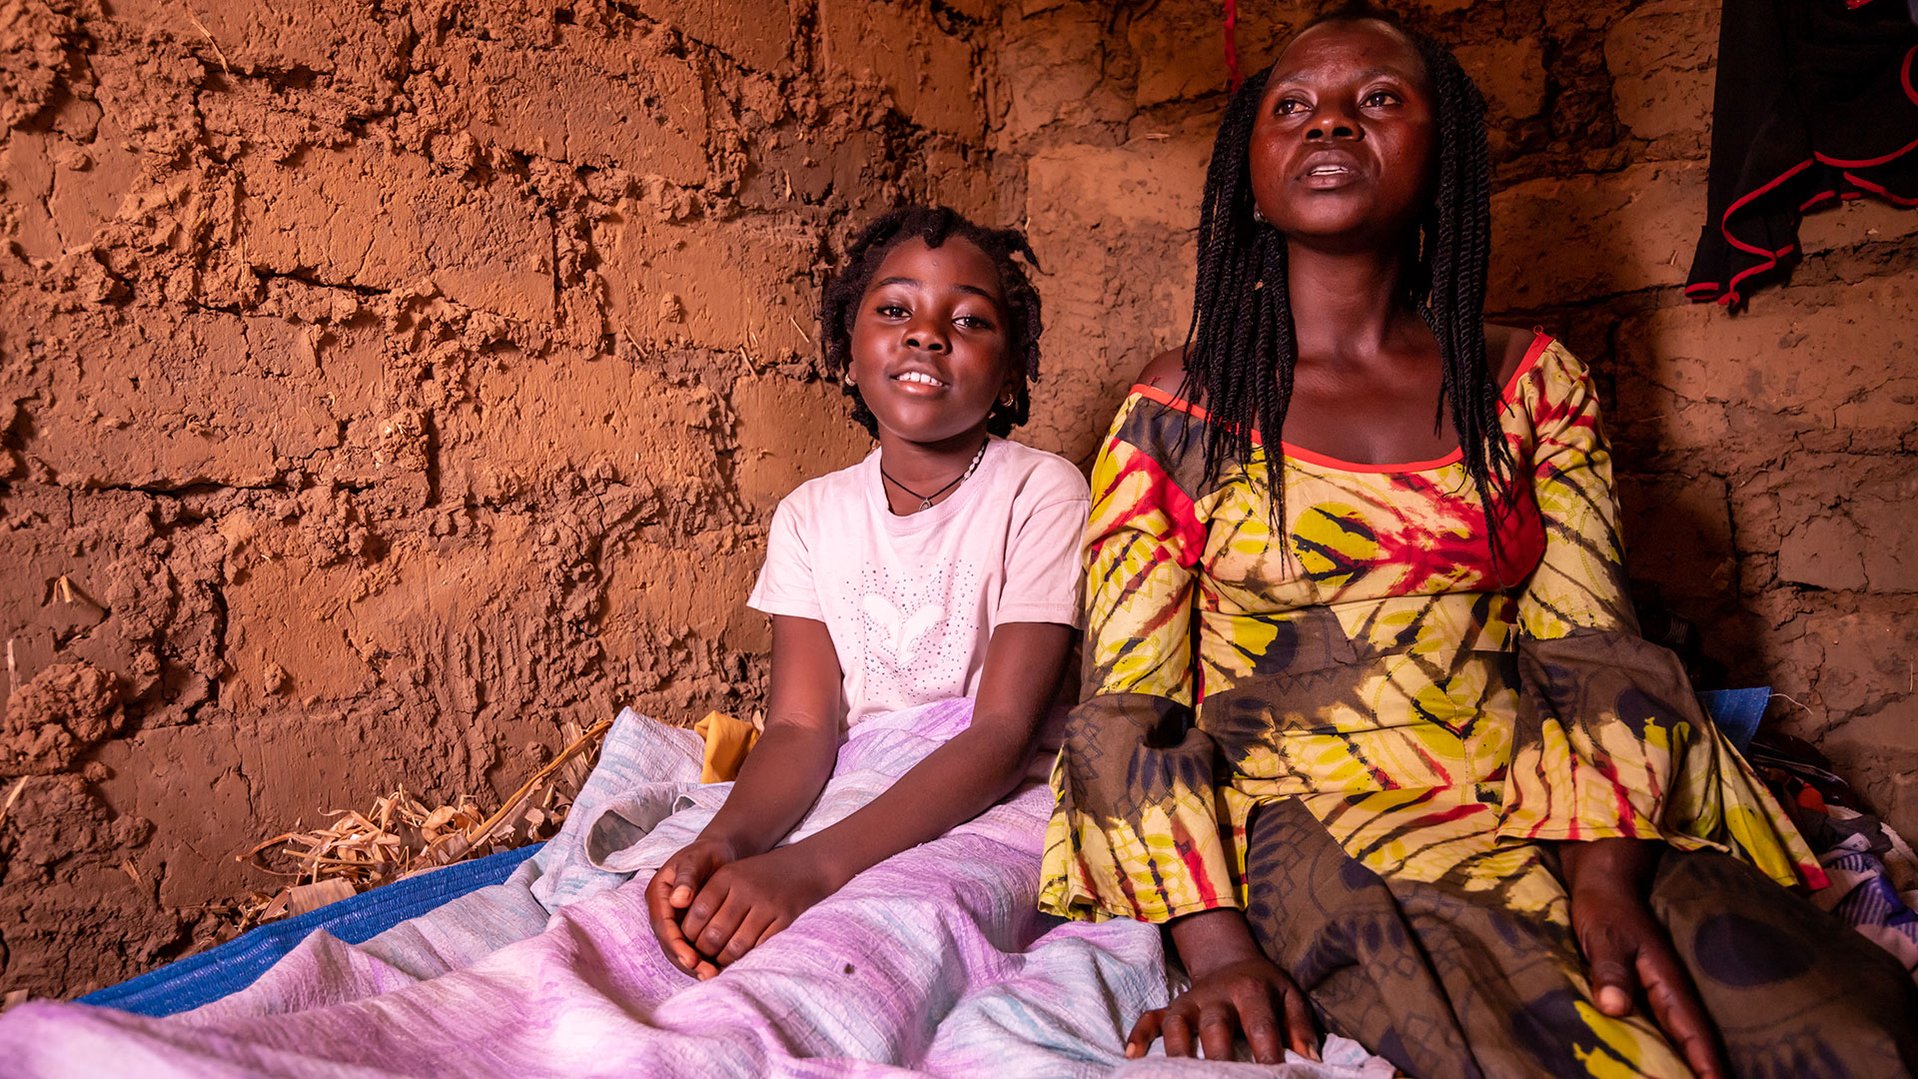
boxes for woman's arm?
[1122,909,1317,1065]
[676,619,1075,970]
[1495,342,1737,1077]
[1555,838,1728,1079]
[1037,391,1316,1060]
[645,614,843,976]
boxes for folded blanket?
[1,700,1388,1078]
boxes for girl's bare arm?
[794,619,1074,886]
[670,619,1074,973]
[646,614,842,975]
[694,615,846,856]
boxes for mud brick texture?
[2,0,1913,997]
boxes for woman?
[1040,7,1918,1077]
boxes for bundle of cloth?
[0,699,1390,1078]
[1748,735,1918,981]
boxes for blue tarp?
[76,843,541,1018]
[1697,687,1769,752]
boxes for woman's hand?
[1128,907,1318,1065]
[1127,955,1318,1064]
[645,837,742,978]
[675,843,839,977]
[1560,838,1728,1079]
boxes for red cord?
[1224,0,1243,92]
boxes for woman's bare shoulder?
[1135,346,1190,395]
[1486,323,1540,386]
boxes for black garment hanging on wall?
[1686,0,1918,307]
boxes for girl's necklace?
[880,436,989,512]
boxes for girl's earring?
[1252,204,1268,225]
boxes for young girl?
[0,207,1168,1079]
[645,206,1089,978]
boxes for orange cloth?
[694,711,760,783]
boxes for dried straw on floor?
[208,719,610,942]
[0,777,28,832]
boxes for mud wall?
[0,0,1001,997]
[3,0,1915,1000]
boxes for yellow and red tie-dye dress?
[1038,334,1913,1076]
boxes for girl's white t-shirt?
[747,437,1090,730]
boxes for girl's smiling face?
[848,236,1012,449]
[1249,18,1436,248]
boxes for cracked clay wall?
[1,0,1004,997]
[995,0,1918,842]
[3,0,1915,1002]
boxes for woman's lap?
[1241,797,1918,1078]
[1651,850,1918,1077]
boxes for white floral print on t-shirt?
[858,563,981,699]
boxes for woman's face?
[1248,19,1436,249]
[848,236,1012,448]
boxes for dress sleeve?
[1496,344,1824,890]
[1039,396,1244,923]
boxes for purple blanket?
[0,700,1388,1078]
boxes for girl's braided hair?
[820,205,1044,438]
[1180,4,1514,540]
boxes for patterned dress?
[1042,334,1918,1077]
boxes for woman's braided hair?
[1179,5,1514,542]
[820,205,1045,438]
